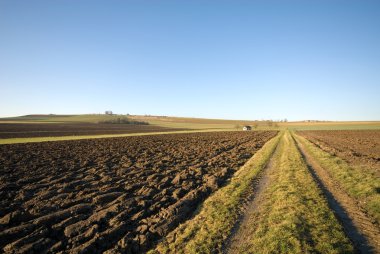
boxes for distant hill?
[1,114,379,130]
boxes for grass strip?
[234,131,353,253]
[149,132,282,254]
[294,133,380,225]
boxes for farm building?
[243,126,252,131]
[105,111,113,115]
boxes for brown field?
[297,130,380,172]
[0,123,184,139]
[0,131,276,253]
[129,115,259,125]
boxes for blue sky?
[1,0,379,121]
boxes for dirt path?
[223,137,282,254]
[293,134,380,253]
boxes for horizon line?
[0,113,379,123]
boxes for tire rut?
[293,134,380,254]
[223,139,282,254]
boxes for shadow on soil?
[292,135,375,254]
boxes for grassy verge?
[294,133,380,225]
[148,132,283,253]
[235,131,353,253]
[0,129,229,145]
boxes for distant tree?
[98,116,148,125]
[234,124,241,130]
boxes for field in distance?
[0,114,272,131]
[0,114,380,138]
[0,115,188,142]
[0,114,379,145]
[0,114,278,144]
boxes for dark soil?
[297,130,380,173]
[0,123,185,139]
[0,131,277,253]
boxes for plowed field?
[0,123,184,139]
[0,131,276,253]
[297,130,380,172]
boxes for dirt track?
[223,131,380,253]
[224,137,281,254]
[0,131,276,253]
[294,135,380,253]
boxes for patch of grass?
[149,132,282,254]
[294,133,380,225]
[236,131,353,253]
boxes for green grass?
[294,133,380,225]
[149,132,282,254]
[235,131,353,253]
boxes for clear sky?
[1,0,379,121]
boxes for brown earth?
[0,123,185,139]
[297,130,380,173]
[0,131,277,253]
